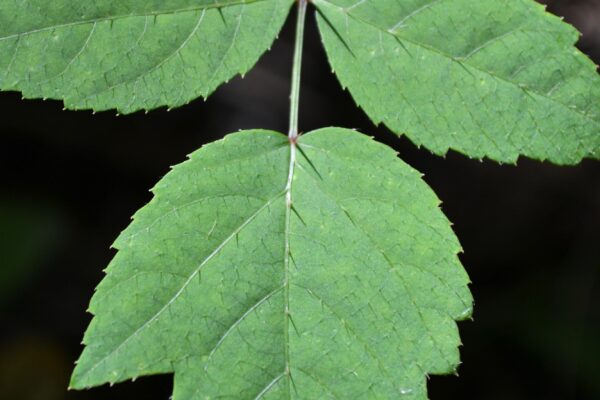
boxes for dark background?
[1,1,599,399]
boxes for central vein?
[283,0,308,396]
[283,139,296,397]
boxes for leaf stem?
[283,2,306,395]
[288,0,308,140]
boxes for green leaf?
[0,0,293,113]
[314,0,600,164]
[71,128,472,399]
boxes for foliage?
[0,0,598,398]
[0,0,293,113]
[315,0,600,164]
[70,128,472,398]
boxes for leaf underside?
[0,0,293,114]
[314,0,600,164]
[71,128,473,399]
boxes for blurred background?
[0,0,598,399]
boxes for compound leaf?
[314,0,600,164]
[71,128,472,399]
[0,0,293,113]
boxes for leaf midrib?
[282,139,296,398]
[0,0,264,41]
[315,0,600,128]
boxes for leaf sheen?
[0,0,293,113]
[71,128,473,399]
[314,0,600,164]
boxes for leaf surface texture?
[315,0,600,164]
[0,0,292,113]
[71,128,472,399]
